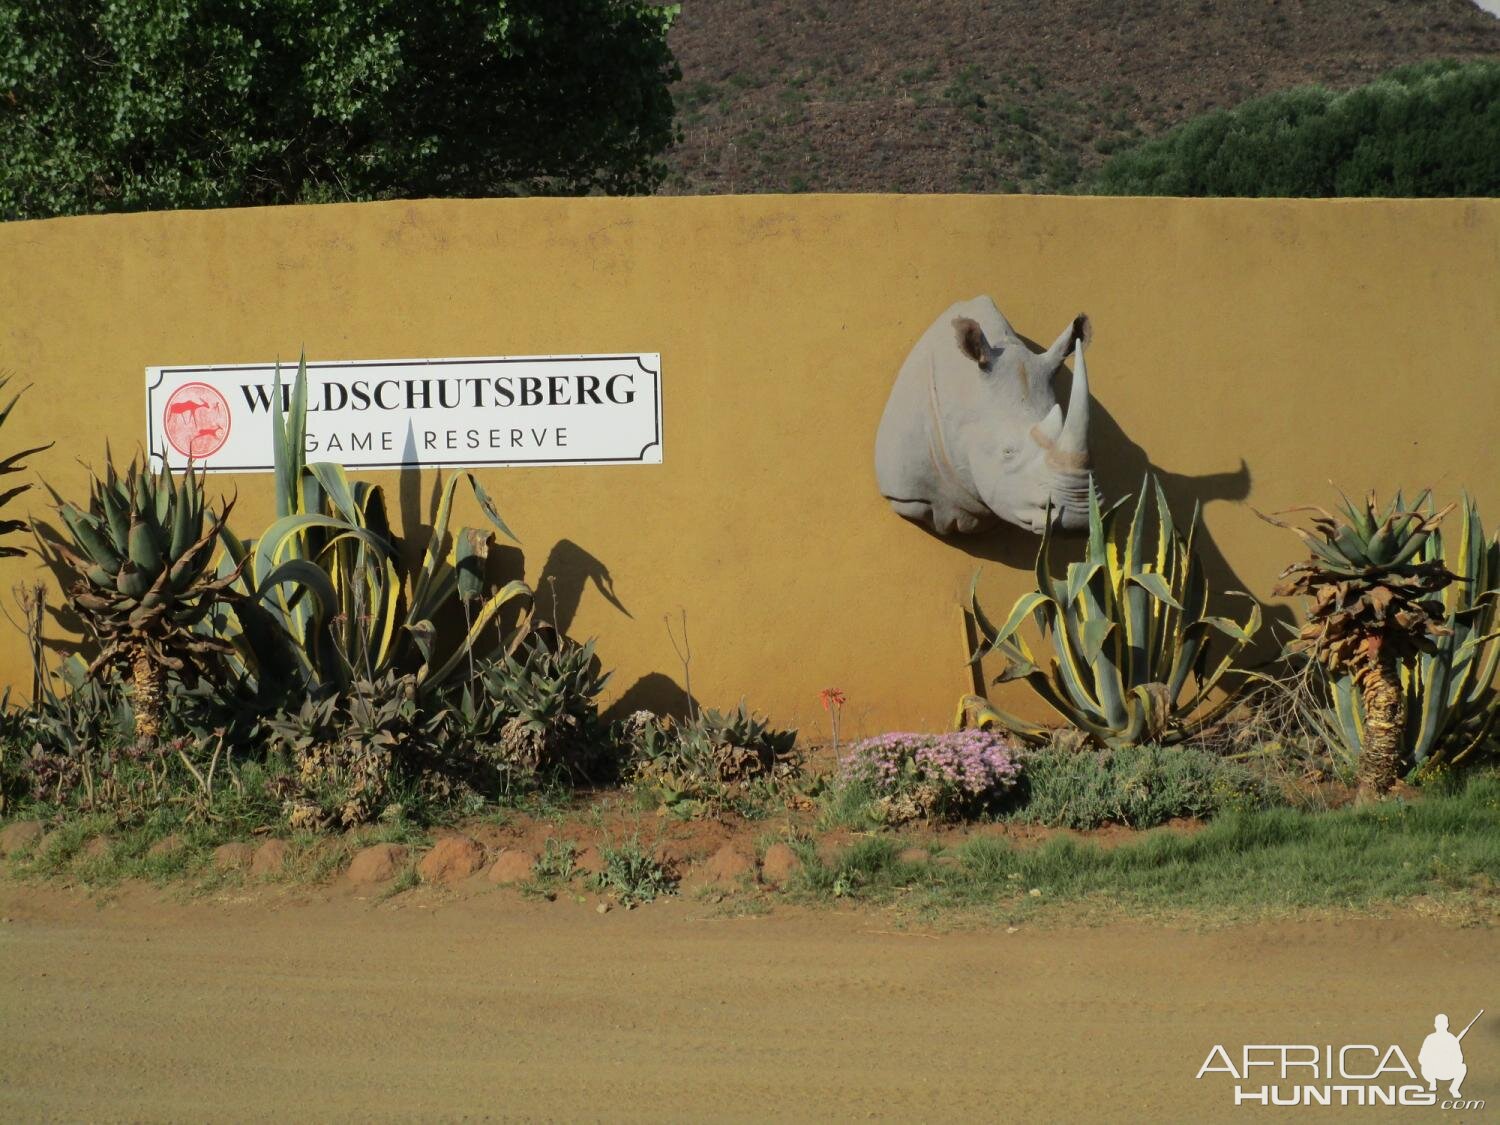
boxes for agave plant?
[1400,494,1500,775]
[959,476,1260,748]
[0,377,53,558]
[208,356,532,702]
[48,455,240,738]
[1262,490,1458,799]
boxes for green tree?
[0,0,680,220]
[1093,60,1500,198]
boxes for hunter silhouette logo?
[162,382,230,459]
[1420,1010,1482,1099]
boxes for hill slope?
[662,0,1500,194]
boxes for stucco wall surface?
[0,195,1496,739]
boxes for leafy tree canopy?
[0,0,681,220]
[1093,60,1500,198]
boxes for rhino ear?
[952,317,994,372]
[1041,313,1092,370]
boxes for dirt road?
[1,884,1494,1121]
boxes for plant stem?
[132,649,164,740]
[1357,643,1404,802]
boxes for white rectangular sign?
[145,353,662,472]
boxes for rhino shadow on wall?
[464,536,632,640]
[398,466,630,639]
[518,545,701,726]
[470,532,697,725]
[876,298,1293,667]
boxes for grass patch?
[283,820,430,886]
[789,772,1500,919]
[13,811,226,886]
[817,778,884,831]
[518,837,579,899]
[2,808,433,891]
[818,741,1273,833]
[377,860,422,902]
[7,763,1496,925]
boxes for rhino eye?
[1001,445,1017,461]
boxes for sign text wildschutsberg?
[146,354,662,472]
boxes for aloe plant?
[454,632,612,774]
[1262,489,1458,798]
[208,356,532,701]
[959,476,1260,748]
[49,455,239,737]
[629,703,800,816]
[1320,494,1498,780]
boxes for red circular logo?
[163,382,231,460]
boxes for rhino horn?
[1054,337,1091,464]
[1032,402,1064,446]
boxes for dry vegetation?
[662,0,1500,194]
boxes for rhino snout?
[1000,473,1094,534]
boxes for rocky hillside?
[661,0,1500,194]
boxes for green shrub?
[1318,494,1499,781]
[45,453,240,739]
[0,719,24,813]
[627,704,800,818]
[592,837,675,905]
[1094,60,1500,198]
[1,0,681,220]
[1011,742,1276,830]
[533,838,579,882]
[267,672,457,830]
[15,661,133,770]
[452,632,613,782]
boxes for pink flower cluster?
[840,731,1023,800]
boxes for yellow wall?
[1,195,1496,740]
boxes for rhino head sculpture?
[874,295,1095,536]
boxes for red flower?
[819,688,846,711]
